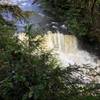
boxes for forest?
[0,0,100,100]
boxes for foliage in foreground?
[0,3,100,99]
[0,31,68,100]
[0,26,100,100]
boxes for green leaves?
[0,3,100,99]
[41,0,100,36]
[0,31,74,100]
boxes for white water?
[0,0,100,83]
[44,31,100,83]
[45,31,100,67]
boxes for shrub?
[0,25,70,100]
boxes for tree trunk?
[91,0,97,16]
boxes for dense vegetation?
[0,1,100,100]
[41,0,100,40]
[0,24,100,100]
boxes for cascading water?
[45,31,100,67]
[0,0,100,82]
[44,31,78,53]
[43,31,100,83]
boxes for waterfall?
[44,31,100,67]
[45,31,78,53]
[1,0,100,83]
[43,31,100,83]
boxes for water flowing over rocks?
[44,31,100,67]
[0,0,100,83]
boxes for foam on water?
[45,31,100,67]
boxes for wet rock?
[60,24,67,30]
[51,21,58,25]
